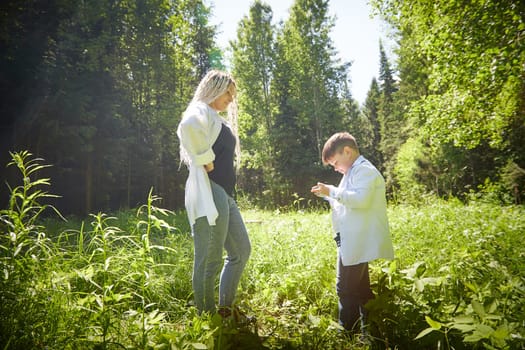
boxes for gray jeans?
[192,181,251,313]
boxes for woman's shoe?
[218,306,256,325]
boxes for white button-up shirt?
[325,156,395,266]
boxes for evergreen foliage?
[1,0,524,212]
[248,0,352,205]
[0,0,217,214]
[232,0,278,206]
[360,78,382,168]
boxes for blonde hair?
[191,70,241,167]
[192,69,235,104]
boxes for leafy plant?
[0,151,62,261]
[0,151,65,348]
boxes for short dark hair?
[321,132,359,165]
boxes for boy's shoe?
[356,332,372,347]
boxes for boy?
[311,132,394,337]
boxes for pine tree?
[361,78,383,169]
[231,0,277,204]
[377,41,403,190]
[271,0,351,202]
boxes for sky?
[207,0,389,105]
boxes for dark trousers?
[336,256,374,332]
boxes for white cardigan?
[325,156,395,266]
[177,102,223,227]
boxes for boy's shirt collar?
[345,155,365,175]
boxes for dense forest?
[1,0,523,216]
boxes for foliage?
[2,151,524,349]
[372,200,525,349]
[374,0,525,147]
[371,0,525,202]
[0,0,217,215]
[392,137,427,203]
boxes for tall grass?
[1,152,524,349]
[0,151,63,348]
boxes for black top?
[208,123,236,196]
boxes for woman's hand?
[204,162,214,172]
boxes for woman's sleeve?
[177,113,215,166]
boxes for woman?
[177,70,251,318]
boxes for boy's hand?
[311,182,330,197]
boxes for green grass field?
[1,152,524,349]
[1,189,524,349]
